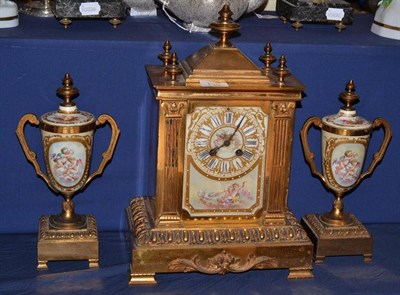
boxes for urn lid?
[40,74,96,133]
[322,80,371,134]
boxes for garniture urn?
[16,73,120,268]
[300,80,391,263]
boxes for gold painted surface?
[37,215,99,269]
[127,197,313,284]
[300,81,392,262]
[17,74,120,268]
[129,197,311,246]
[168,250,279,274]
[322,124,371,136]
[266,101,296,216]
[302,214,373,264]
[0,15,18,21]
[373,20,400,31]
[39,121,96,134]
[127,6,312,285]
[300,115,392,227]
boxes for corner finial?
[274,55,291,83]
[158,40,172,67]
[259,42,277,71]
[166,52,183,81]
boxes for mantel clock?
[127,5,313,285]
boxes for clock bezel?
[181,100,271,221]
[186,105,268,180]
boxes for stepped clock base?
[127,197,314,285]
[301,213,373,264]
[37,215,99,269]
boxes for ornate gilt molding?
[268,107,293,212]
[303,213,370,237]
[168,250,279,274]
[272,102,295,117]
[128,197,309,246]
[39,215,97,240]
[128,197,152,244]
[161,101,186,118]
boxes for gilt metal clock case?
[127,5,314,285]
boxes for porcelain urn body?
[320,108,371,193]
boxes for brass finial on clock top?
[274,55,291,83]
[209,4,240,48]
[166,52,183,81]
[259,42,277,72]
[127,4,313,285]
[158,40,172,68]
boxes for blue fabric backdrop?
[0,12,399,234]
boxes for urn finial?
[339,80,360,111]
[57,73,79,108]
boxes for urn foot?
[302,213,373,263]
[37,215,99,269]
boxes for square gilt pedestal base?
[127,197,314,285]
[301,214,373,264]
[37,215,99,269]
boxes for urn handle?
[16,114,52,189]
[300,116,326,183]
[84,114,120,187]
[358,117,392,183]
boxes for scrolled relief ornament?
[168,250,279,274]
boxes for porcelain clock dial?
[183,106,268,217]
[187,107,266,179]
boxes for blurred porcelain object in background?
[371,0,400,40]
[158,0,266,31]
[126,0,158,16]
[247,0,267,11]
[0,0,19,28]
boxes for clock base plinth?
[37,215,99,269]
[301,213,373,264]
[127,197,314,285]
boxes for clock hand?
[208,142,226,156]
[209,115,245,156]
[235,149,243,156]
